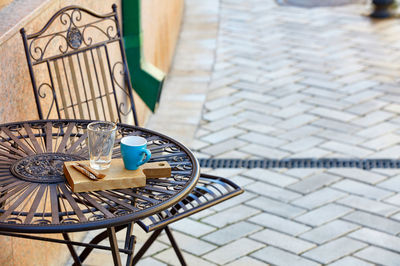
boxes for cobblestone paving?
[73,0,400,265]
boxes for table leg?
[132,228,162,265]
[75,224,127,264]
[108,227,122,266]
[124,222,133,249]
[124,222,135,266]
[165,226,187,266]
[125,235,136,266]
[62,232,82,266]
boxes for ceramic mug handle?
[138,149,151,167]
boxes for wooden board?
[64,159,171,192]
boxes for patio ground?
[76,0,400,265]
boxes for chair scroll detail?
[20,4,139,125]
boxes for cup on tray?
[87,121,117,170]
[120,136,151,170]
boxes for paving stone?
[344,90,382,104]
[352,111,394,127]
[316,129,366,145]
[276,114,317,130]
[235,100,279,114]
[249,212,311,236]
[370,145,400,158]
[189,208,216,220]
[81,249,126,265]
[273,103,312,118]
[384,193,400,206]
[349,228,400,253]
[328,256,374,266]
[201,138,247,156]
[293,147,333,158]
[312,118,361,133]
[288,173,341,193]
[356,122,398,138]
[225,256,269,266]
[309,107,356,122]
[203,238,264,265]
[346,100,387,115]
[206,86,238,101]
[239,132,287,147]
[203,106,241,121]
[291,187,347,210]
[295,204,353,226]
[343,211,400,235]
[190,139,209,150]
[201,205,260,228]
[299,78,342,90]
[201,127,245,144]
[281,136,325,153]
[155,248,217,266]
[328,168,386,184]
[210,191,257,212]
[278,125,323,141]
[361,133,400,150]
[303,88,345,100]
[204,96,241,110]
[354,246,400,266]
[237,110,282,125]
[236,121,275,134]
[134,238,169,259]
[232,91,275,103]
[299,220,360,244]
[378,176,400,192]
[338,195,399,216]
[250,228,316,254]
[137,257,167,266]
[201,168,248,180]
[251,246,320,266]
[243,168,298,187]
[332,179,393,200]
[158,231,217,256]
[285,168,323,179]
[239,143,290,158]
[319,141,372,157]
[246,181,302,202]
[202,221,262,245]
[304,96,351,110]
[384,103,400,113]
[170,218,216,237]
[246,196,306,218]
[215,149,251,159]
[202,116,245,132]
[302,237,367,264]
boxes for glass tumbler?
[87,121,117,170]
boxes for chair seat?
[136,173,244,232]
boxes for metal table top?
[0,120,200,233]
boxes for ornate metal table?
[0,119,200,265]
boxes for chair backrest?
[20,4,138,125]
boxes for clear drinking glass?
[87,121,117,170]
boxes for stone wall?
[0,0,183,265]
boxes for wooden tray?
[64,159,171,192]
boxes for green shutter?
[122,0,165,112]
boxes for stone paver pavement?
[72,0,400,265]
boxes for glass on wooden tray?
[87,121,117,170]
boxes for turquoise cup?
[120,136,151,170]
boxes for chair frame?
[21,4,139,125]
[20,4,243,266]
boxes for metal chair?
[21,5,243,265]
